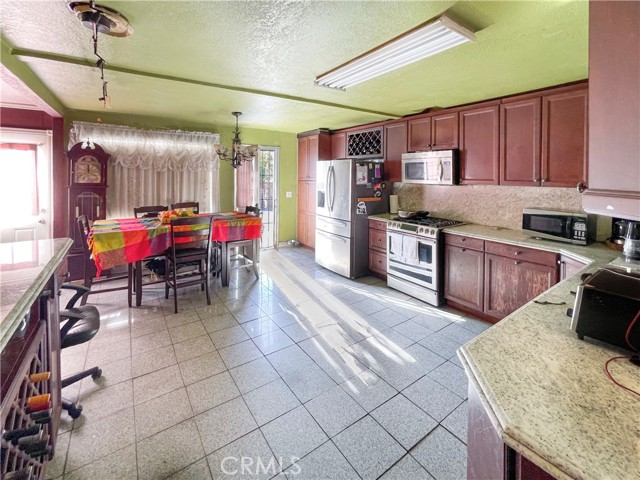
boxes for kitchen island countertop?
[369,216,639,479]
[0,238,72,351]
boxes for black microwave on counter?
[522,208,596,245]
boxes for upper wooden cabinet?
[331,131,346,160]
[408,112,458,152]
[297,130,331,181]
[384,121,407,182]
[459,102,500,185]
[500,96,541,186]
[540,86,588,187]
[499,84,587,188]
[583,0,640,220]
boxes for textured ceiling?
[0,1,588,133]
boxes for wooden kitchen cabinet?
[583,1,640,220]
[298,130,331,181]
[467,380,555,480]
[444,235,558,322]
[444,234,485,312]
[484,241,558,320]
[559,254,588,281]
[297,180,316,248]
[540,86,588,187]
[500,96,541,186]
[459,102,500,185]
[297,130,330,248]
[500,84,587,188]
[331,131,346,160]
[408,112,458,152]
[368,219,387,279]
[384,121,407,182]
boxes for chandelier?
[215,112,257,168]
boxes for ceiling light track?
[10,47,402,120]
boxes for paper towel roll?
[389,195,399,214]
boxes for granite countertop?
[0,238,72,351]
[369,215,639,479]
[445,228,638,479]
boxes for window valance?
[68,121,220,172]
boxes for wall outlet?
[286,191,292,198]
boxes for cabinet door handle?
[576,181,587,193]
[461,238,466,242]
[541,178,546,184]
[514,251,521,256]
[461,248,466,252]
[514,261,521,265]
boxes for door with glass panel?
[234,146,279,249]
[0,129,52,242]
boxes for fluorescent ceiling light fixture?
[315,14,475,91]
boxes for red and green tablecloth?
[89,211,262,277]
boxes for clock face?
[74,156,102,183]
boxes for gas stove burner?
[392,215,463,228]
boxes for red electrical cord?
[603,308,640,397]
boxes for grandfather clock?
[66,142,110,280]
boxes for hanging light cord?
[90,4,110,108]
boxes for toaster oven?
[570,268,640,351]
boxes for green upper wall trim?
[1,37,65,115]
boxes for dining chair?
[134,205,168,218]
[76,215,129,305]
[128,206,169,307]
[223,205,261,285]
[164,215,214,314]
[170,201,199,213]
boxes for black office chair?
[223,205,261,285]
[128,206,169,307]
[59,284,102,419]
[76,215,128,305]
[170,202,200,214]
[164,215,214,314]
[134,205,168,218]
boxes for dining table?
[88,211,262,306]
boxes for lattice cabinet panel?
[1,323,54,480]
[347,128,384,158]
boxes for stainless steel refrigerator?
[315,159,389,278]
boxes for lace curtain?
[68,122,220,218]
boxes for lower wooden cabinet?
[559,254,588,280]
[297,180,316,248]
[444,236,485,312]
[467,380,555,480]
[445,234,559,321]
[368,219,387,278]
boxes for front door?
[0,128,52,242]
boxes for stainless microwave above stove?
[522,208,596,245]
[401,150,459,185]
[387,213,463,306]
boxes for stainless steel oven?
[386,214,463,306]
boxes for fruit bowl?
[159,208,195,223]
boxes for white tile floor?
[50,246,490,480]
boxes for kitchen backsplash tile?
[394,184,611,241]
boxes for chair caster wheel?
[68,403,83,419]
[91,369,102,379]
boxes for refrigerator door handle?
[328,165,335,212]
[317,229,347,243]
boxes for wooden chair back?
[134,205,168,218]
[171,202,200,214]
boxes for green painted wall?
[63,110,298,243]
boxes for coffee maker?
[622,221,640,260]
[610,218,628,245]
